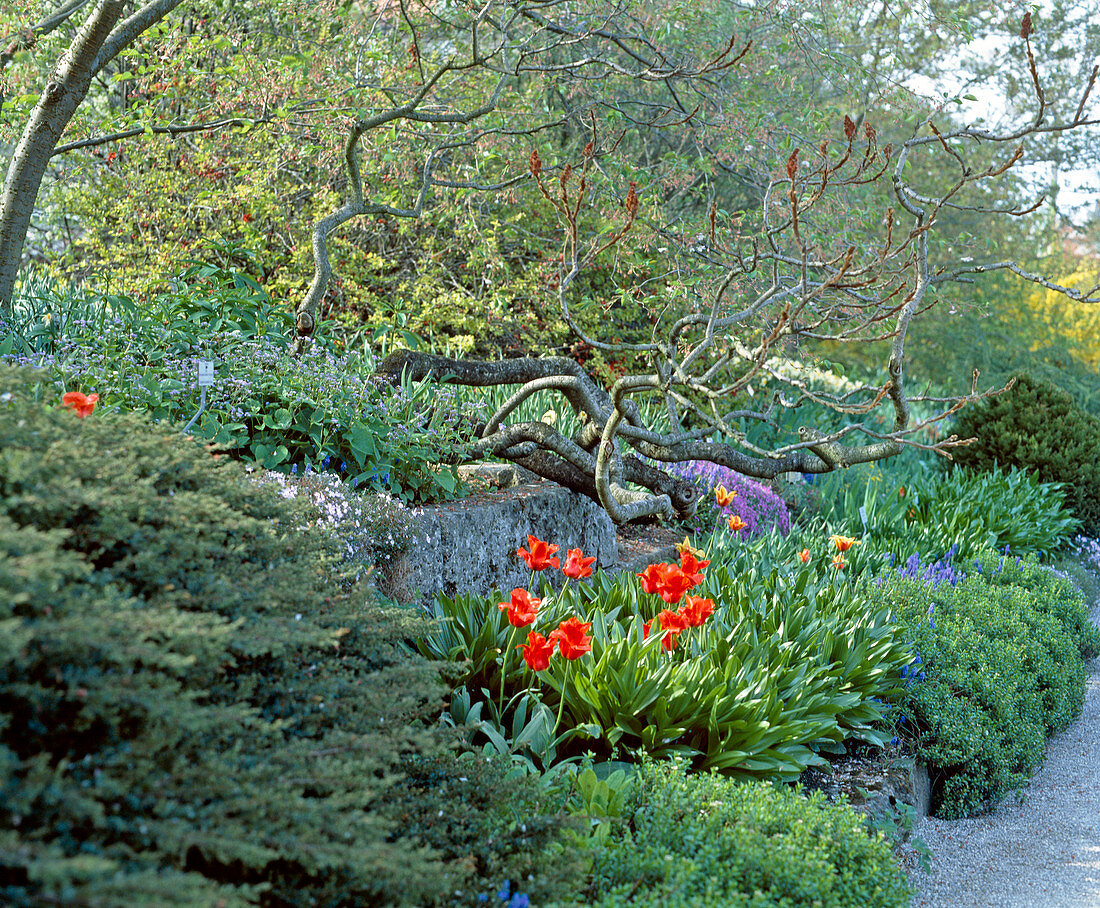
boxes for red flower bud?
[625,181,638,218]
[844,115,856,140]
[529,149,542,177]
[786,149,799,180]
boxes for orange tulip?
[832,554,846,570]
[798,548,810,563]
[727,515,747,533]
[830,534,859,552]
[714,485,737,508]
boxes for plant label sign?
[197,361,215,387]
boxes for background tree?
[0,0,186,307]
[373,13,1100,522]
[4,1,1099,522]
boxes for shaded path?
[908,597,1100,908]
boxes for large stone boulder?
[374,468,619,605]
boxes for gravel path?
[907,594,1100,908]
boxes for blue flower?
[508,896,530,908]
[498,881,511,900]
[291,463,298,474]
[901,665,909,678]
[918,671,926,683]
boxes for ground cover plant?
[0,267,482,504]
[0,363,575,907]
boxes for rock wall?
[375,472,619,606]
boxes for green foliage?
[52,124,658,379]
[420,542,909,781]
[550,760,912,908]
[950,372,1100,535]
[880,550,1099,818]
[1,268,479,504]
[816,460,1080,562]
[0,363,572,906]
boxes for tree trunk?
[0,0,185,310]
[0,0,126,309]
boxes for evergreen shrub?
[0,364,570,906]
[950,372,1100,535]
[881,550,1100,818]
[550,760,911,908]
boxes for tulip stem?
[500,625,518,716]
[553,660,571,738]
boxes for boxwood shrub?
[551,760,911,908]
[880,549,1100,818]
[0,364,572,906]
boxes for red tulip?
[518,631,555,671]
[498,588,541,627]
[548,617,592,660]
[61,391,98,419]
[517,534,560,571]
[678,549,709,586]
[562,548,596,580]
[679,595,715,628]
